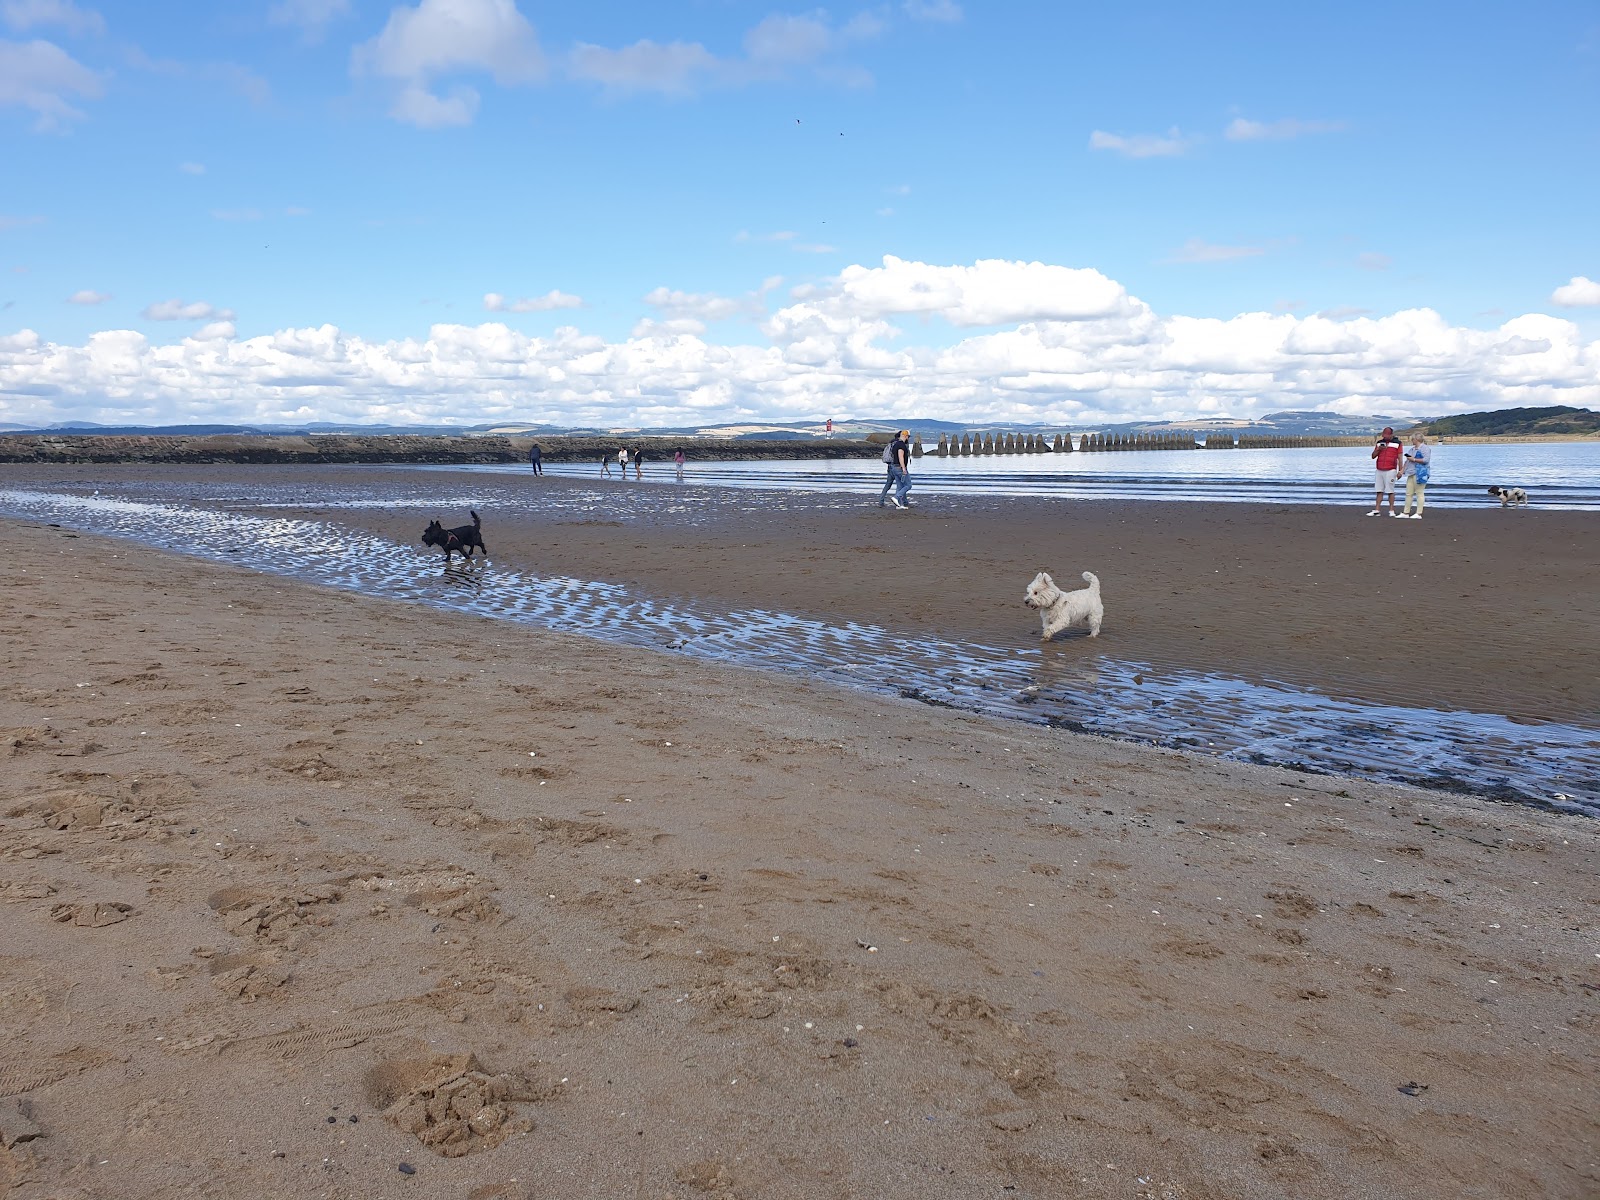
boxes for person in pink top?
[1368,427,1404,517]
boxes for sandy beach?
[1,487,1597,1199]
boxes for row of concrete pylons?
[925,432,1372,455]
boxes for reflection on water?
[4,487,1594,816]
[440,560,486,590]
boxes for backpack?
[882,442,896,464]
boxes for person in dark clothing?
[527,442,543,475]
[877,429,913,509]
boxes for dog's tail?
[470,509,481,527]
[1081,571,1100,591]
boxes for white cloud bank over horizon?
[3,256,1596,429]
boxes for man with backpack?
[877,429,913,509]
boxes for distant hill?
[25,423,276,437]
[1415,406,1600,437]
[21,408,1592,441]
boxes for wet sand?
[1,509,1596,1199]
[13,463,1587,723]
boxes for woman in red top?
[1368,427,1404,517]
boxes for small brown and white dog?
[1487,486,1528,507]
[1024,571,1103,639]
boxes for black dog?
[422,510,487,562]
[1486,486,1529,508]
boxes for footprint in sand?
[365,1053,548,1158]
[49,901,133,927]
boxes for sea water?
[450,441,1600,510]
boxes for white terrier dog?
[1024,571,1103,640]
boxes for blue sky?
[1,0,1597,429]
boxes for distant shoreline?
[0,432,879,466]
[2,430,1596,466]
[1424,433,1600,444]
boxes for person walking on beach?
[877,429,913,509]
[674,447,686,482]
[1400,432,1432,519]
[1368,427,1404,517]
[633,447,644,480]
[527,442,543,475]
[616,446,629,477]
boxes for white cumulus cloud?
[0,36,102,130]
[1551,275,1600,307]
[1089,127,1193,158]
[1225,116,1346,141]
[390,82,477,127]
[67,289,109,304]
[570,8,881,95]
[903,0,962,21]
[643,279,780,324]
[568,39,717,95]
[352,0,544,127]
[1166,238,1266,264]
[1,0,104,36]
[140,299,234,321]
[5,259,1596,430]
[483,290,583,313]
[777,256,1133,329]
[267,0,352,42]
[743,13,835,64]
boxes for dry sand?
[1,507,1597,1199]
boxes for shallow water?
[5,486,1594,816]
[454,441,1600,509]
